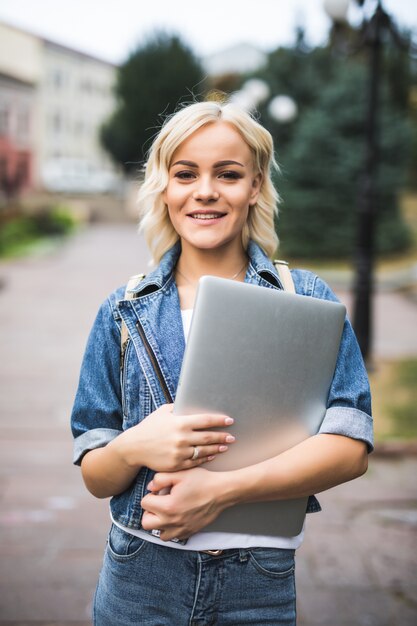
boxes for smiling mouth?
[187,212,226,220]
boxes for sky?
[0,0,416,64]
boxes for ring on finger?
[191,446,199,461]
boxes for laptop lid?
[174,276,346,536]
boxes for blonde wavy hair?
[138,100,280,264]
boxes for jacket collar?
[120,240,283,407]
[128,240,283,295]
[246,240,283,289]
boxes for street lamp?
[324,0,399,365]
[229,79,270,111]
[242,78,271,106]
[231,80,298,125]
[268,95,298,124]
[323,0,350,23]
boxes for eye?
[174,170,196,180]
[218,170,242,180]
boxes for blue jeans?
[93,524,296,625]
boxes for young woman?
[71,100,373,625]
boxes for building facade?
[38,40,118,192]
[0,22,40,196]
[0,21,118,195]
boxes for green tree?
[232,27,414,259]
[101,32,205,173]
[276,62,412,258]
[247,42,337,154]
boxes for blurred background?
[0,1,416,624]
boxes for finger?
[182,414,234,430]
[159,528,188,542]
[141,510,162,531]
[147,473,174,493]
[184,451,224,468]
[189,444,231,461]
[189,432,236,446]
[193,454,217,465]
[141,492,169,512]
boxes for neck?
[176,240,248,283]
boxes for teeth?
[191,213,223,220]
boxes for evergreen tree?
[276,62,412,258]
[101,32,205,173]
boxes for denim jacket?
[71,240,373,531]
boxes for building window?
[17,110,30,140]
[51,69,64,89]
[0,106,10,135]
[51,112,62,134]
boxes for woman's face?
[163,121,261,255]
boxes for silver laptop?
[174,276,346,537]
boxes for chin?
[182,231,242,252]
[182,235,224,250]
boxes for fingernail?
[207,455,215,461]
[225,435,235,443]
[225,417,234,425]
[219,445,228,452]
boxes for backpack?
[120,260,295,372]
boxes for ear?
[162,189,167,204]
[249,173,262,207]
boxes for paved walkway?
[0,224,416,625]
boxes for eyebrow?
[171,159,245,168]
[214,160,245,168]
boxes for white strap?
[125,273,146,297]
[273,260,295,294]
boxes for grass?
[369,358,417,442]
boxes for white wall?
[36,42,118,187]
[0,22,42,84]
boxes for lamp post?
[324,0,395,364]
[352,1,386,364]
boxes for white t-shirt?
[112,308,304,550]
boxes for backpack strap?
[273,259,295,294]
[120,273,145,370]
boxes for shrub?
[0,205,77,257]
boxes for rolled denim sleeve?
[312,275,374,452]
[71,298,123,465]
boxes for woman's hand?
[141,468,229,540]
[140,435,369,541]
[115,404,235,472]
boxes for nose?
[192,177,219,202]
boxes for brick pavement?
[0,223,416,625]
